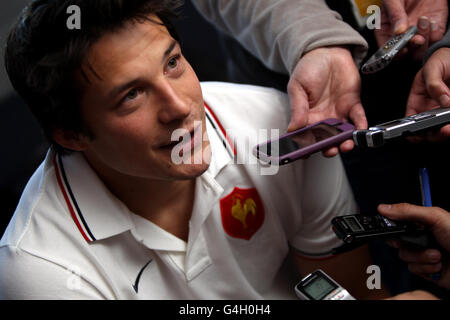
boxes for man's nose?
[157,81,191,123]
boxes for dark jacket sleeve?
[424,5,450,63]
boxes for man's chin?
[168,162,211,181]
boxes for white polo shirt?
[0,82,357,299]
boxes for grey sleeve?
[424,27,450,63]
[191,0,369,74]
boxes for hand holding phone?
[253,119,355,165]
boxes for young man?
[0,0,388,299]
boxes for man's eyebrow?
[163,40,178,61]
[108,40,179,99]
[108,78,145,100]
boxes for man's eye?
[167,55,180,69]
[125,89,139,101]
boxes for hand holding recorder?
[378,203,450,290]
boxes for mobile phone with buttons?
[353,107,450,147]
[362,26,417,74]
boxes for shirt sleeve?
[0,246,109,300]
[288,153,358,257]
[191,0,369,73]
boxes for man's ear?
[52,128,90,151]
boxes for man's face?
[76,16,210,181]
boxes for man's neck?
[83,154,196,242]
[111,177,196,242]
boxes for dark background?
[0,0,448,298]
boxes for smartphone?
[362,25,418,74]
[295,269,355,300]
[253,119,355,165]
[331,213,436,248]
[353,107,450,147]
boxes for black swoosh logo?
[133,259,153,294]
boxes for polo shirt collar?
[130,213,187,252]
[53,151,134,242]
[203,106,234,178]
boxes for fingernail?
[439,95,450,106]
[431,20,438,31]
[379,204,392,212]
[394,21,407,33]
[427,251,441,261]
[419,16,429,29]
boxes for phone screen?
[260,123,342,156]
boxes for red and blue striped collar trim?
[53,153,96,243]
[204,102,236,158]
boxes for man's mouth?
[159,124,202,151]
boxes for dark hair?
[4,0,183,154]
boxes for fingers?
[287,80,309,132]
[348,102,367,130]
[409,17,430,61]
[422,59,450,106]
[406,70,427,116]
[398,247,442,264]
[429,19,444,44]
[383,0,409,34]
[406,48,450,139]
[322,147,339,158]
[411,16,430,46]
[387,290,439,300]
[440,95,450,107]
[394,244,444,284]
[321,138,354,158]
[338,139,354,153]
[408,262,443,276]
[400,246,443,279]
[377,203,443,227]
[439,124,450,137]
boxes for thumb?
[378,203,443,228]
[423,64,450,107]
[383,0,409,34]
[287,82,309,132]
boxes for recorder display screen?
[344,216,363,232]
[303,277,336,300]
[261,123,342,156]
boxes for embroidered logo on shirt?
[220,187,264,240]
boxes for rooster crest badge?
[220,187,265,240]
